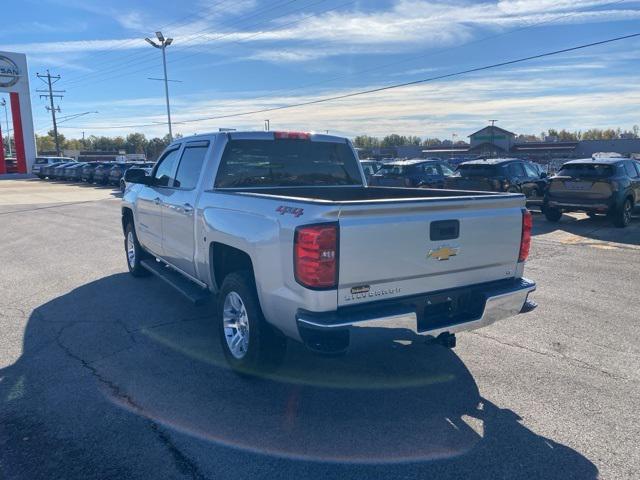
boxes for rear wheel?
[217,270,286,375]
[612,198,633,228]
[544,207,563,222]
[124,222,151,277]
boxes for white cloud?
[6,0,640,61]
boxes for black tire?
[612,198,633,228]
[217,270,286,375]
[124,222,151,277]
[544,207,562,222]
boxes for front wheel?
[124,222,150,277]
[612,198,633,228]
[217,271,286,375]
[544,206,563,222]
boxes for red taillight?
[519,209,532,262]
[274,131,311,140]
[294,223,338,289]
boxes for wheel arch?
[209,242,255,292]
[121,207,134,235]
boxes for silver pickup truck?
[122,131,536,373]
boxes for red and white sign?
[0,51,35,174]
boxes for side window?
[634,162,640,177]
[440,164,455,176]
[174,142,209,189]
[422,164,439,176]
[508,163,526,177]
[153,148,181,187]
[623,161,639,178]
[523,163,539,178]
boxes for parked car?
[369,159,455,188]
[32,156,74,178]
[122,131,536,373]
[93,162,116,184]
[64,162,88,181]
[359,160,382,182]
[4,158,18,173]
[59,162,84,181]
[446,158,548,204]
[47,161,77,180]
[544,157,640,227]
[79,162,107,183]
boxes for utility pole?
[0,99,10,156]
[37,70,64,156]
[145,32,174,142]
[488,119,498,158]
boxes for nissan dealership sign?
[0,50,36,174]
[0,55,20,88]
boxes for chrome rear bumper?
[296,278,536,353]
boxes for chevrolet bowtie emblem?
[427,246,459,261]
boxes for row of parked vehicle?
[32,156,155,192]
[361,156,640,227]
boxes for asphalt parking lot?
[1,178,639,480]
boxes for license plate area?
[417,290,485,332]
[564,181,592,191]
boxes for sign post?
[0,51,36,174]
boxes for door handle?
[154,197,162,205]
[183,203,194,214]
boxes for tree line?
[34,131,180,161]
[354,126,640,149]
[27,125,640,159]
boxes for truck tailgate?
[337,196,524,306]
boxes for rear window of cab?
[215,139,362,188]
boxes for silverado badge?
[427,245,459,261]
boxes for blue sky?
[2,0,640,140]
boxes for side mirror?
[540,172,548,179]
[124,168,152,185]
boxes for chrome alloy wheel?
[223,291,250,359]
[126,231,136,267]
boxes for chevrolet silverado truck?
[122,131,536,373]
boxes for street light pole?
[145,32,174,142]
[0,99,10,156]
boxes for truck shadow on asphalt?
[531,210,640,246]
[0,273,598,479]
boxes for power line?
[67,31,640,130]
[206,0,630,108]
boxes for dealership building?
[359,125,640,163]
[422,125,640,161]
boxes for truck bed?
[221,186,512,203]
